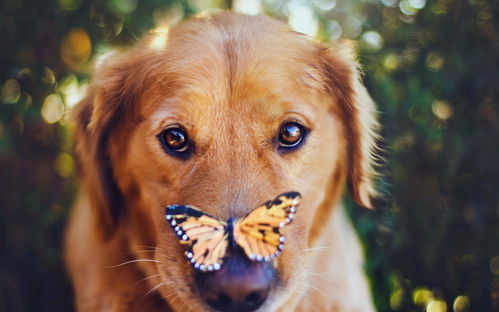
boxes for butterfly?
[165,192,301,272]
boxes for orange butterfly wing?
[165,205,228,271]
[233,192,301,261]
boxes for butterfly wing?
[233,192,301,261]
[165,205,228,271]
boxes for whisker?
[296,271,332,283]
[293,269,328,276]
[302,282,329,299]
[145,280,172,297]
[132,245,159,250]
[300,246,335,252]
[301,291,312,306]
[133,249,156,253]
[119,250,156,259]
[162,291,178,301]
[297,246,336,255]
[307,272,332,282]
[136,273,161,284]
[103,259,161,268]
[179,296,191,312]
[128,246,177,262]
[168,294,181,308]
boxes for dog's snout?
[197,251,274,312]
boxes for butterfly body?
[165,192,301,272]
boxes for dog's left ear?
[318,42,380,208]
[72,51,146,239]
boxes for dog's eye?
[278,122,305,149]
[159,127,189,155]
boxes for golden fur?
[65,12,378,311]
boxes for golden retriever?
[65,12,379,312]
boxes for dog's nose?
[197,251,274,312]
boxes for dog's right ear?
[72,53,144,239]
[317,42,380,209]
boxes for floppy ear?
[318,42,380,208]
[72,53,143,239]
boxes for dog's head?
[73,13,378,312]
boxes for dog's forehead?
[141,17,328,129]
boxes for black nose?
[196,251,274,312]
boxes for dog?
[64,12,379,312]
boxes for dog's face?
[73,13,378,312]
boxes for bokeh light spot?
[432,101,453,120]
[426,299,447,312]
[54,153,74,178]
[17,68,34,81]
[400,0,418,15]
[362,31,384,51]
[110,0,138,14]
[409,0,426,10]
[426,51,444,70]
[430,1,447,14]
[490,256,499,275]
[312,0,336,11]
[153,4,184,28]
[42,67,57,84]
[188,0,221,13]
[288,2,319,37]
[412,287,433,306]
[381,0,398,7]
[42,94,64,124]
[58,74,87,108]
[390,288,404,310]
[234,0,262,15]
[327,20,343,40]
[12,115,24,135]
[1,79,21,104]
[58,0,82,11]
[399,13,416,24]
[453,296,470,312]
[61,28,92,67]
[343,16,363,38]
[383,54,399,71]
[24,94,33,106]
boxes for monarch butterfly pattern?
[165,192,301,272]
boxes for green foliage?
[350,1,499,311]
[1,0,498,311]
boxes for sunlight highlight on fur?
[149,27,169,51]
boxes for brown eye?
[278,122,305,149]
[159,127,189,154]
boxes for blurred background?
[0,0,498,311]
